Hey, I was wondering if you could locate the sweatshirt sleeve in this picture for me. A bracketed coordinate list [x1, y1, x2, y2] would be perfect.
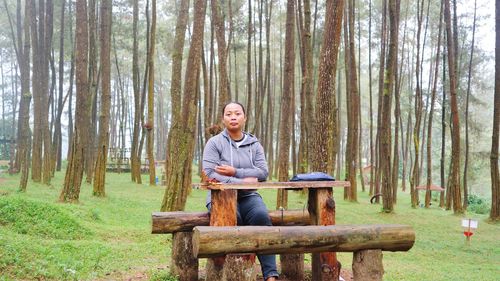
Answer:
[202, 138, 243, 183]
[234, 142, 269, 181]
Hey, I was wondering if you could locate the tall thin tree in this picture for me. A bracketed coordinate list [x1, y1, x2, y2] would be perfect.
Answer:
[310, 0, 345, 279]
[426, 0, 443, 208]
[380, 0, 400, 212]
[60, 0, 90, 202]
[490, 0, 500, 221]
[443, 0, 463, 214]
[161, 0, 207, 211]
[130, 0, 142, 183]
[93, 0, 112, 197]
[463, 0, 477, 209]
[146, 0, 157, 185]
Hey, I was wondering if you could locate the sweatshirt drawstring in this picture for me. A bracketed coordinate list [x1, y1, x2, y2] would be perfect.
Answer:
[230, 139, 233, 166]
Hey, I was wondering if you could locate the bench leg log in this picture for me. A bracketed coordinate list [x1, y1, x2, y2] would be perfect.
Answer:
[352, 249, 383, 281]
[205, 257, 224, 281]
[171, 232, 198, 281]
[280, 254, 304, 281]
[222, 254, 257, 281]
[308, 188, 340, 281]
[207, 189, 256, 281]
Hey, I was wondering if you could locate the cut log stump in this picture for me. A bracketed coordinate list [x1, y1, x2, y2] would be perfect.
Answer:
[171, 232, 198, 281]
[352, 249, 384, 281]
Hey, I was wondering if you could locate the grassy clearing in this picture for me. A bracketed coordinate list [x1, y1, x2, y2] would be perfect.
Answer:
[0, 171, 499, 280]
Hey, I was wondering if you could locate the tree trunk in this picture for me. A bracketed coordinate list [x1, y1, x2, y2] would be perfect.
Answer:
[440, 51, 447, 208]
[490, 0, 500, 221]
[17, 1, 31, 191]
[92, 0, 112, 197]
[277, 0, 295, 212]
[166, 0, 189, 194]
[60, 0, 90, 202]
[66, 0, 74, 162]
[374, 0, 387, 204]
[245, 0, 252, 130]
[146, 0, 157, 186]
[211, 0, 231, 114]
[443, 0, 463, 214]
[85, 0, 98, 184]
[368, 0, 374, 196]
[30, 0, 52, 184]
[276, 1, 300, 278]
[343, 5, 351, 201]
[52, 0, 65, 173]
[297, 0, 312, 174]
[463, 0, 477, 209]
[426, 1, 443, 208]
[131, 0, 142, 183]
[161, 0, 206, 211]
[380, 0, 399, 213]
[347, 0, 359, 202]
[410, 0, 425, 209]
[310, 0, 344, 279]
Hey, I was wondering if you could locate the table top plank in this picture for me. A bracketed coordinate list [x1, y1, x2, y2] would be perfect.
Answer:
[194, 181, 350, 190]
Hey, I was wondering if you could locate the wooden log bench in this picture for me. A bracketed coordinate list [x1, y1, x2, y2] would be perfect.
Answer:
[152, 209, 312, 280]
[192, 224, 415, 281]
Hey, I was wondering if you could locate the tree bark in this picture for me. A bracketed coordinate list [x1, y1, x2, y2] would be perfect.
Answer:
[171, 232, 198, 281]
[347, 0, 359, 202]
[92, 0, 112, 197]
[463, 0, 477, 209]
[443, 0, 463, 214]
[86, 0, 98, 185]
[192, 224, 415, 258]
[490, 0, 500, 221]
[245, 0, 252, 130]
[440, 51, 447, 208]
[352, 250, 384, 281]
[380, 0, 400, 213]
[277, 0, 296, 211]
[310, 0, 344, 279]
[410, 0, 425, 208]
[52, 0, 65, 173]
[146, 0, 157, 186]
[16, 0, 31, 191]
[161, 0, 206, 211]
[59, 0, 89, 203]
[130, 0, 142, 183]
[211, 0, 231, 114]
[426, 1, 443, 208]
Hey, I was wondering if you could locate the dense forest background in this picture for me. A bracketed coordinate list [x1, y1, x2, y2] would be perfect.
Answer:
[0, 0, 498, 219]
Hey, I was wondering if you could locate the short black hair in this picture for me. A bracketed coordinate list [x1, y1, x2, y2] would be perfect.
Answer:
[222, 101, 246, 116]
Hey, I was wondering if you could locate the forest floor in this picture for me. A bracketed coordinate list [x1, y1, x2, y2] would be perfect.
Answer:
[0, 171, 499, 281]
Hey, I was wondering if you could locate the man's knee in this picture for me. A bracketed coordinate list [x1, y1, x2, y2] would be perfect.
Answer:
[248, 208, 271, 226]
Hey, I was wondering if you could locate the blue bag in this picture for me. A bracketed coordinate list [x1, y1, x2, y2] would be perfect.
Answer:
[290, 172, 335, 181]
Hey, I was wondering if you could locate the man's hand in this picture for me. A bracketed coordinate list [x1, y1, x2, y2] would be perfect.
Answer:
[215, 165, 236, 176]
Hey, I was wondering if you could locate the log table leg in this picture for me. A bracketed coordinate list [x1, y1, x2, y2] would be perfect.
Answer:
[280, 253, 304, 281]
[206, 189, 257, 281]
[171, 232, 198, 281]
[308, 187, 341, 281]
[352, 249, 384, 281]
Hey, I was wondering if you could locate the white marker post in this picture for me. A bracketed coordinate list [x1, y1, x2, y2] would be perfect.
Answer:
[461, 218, 478, 244]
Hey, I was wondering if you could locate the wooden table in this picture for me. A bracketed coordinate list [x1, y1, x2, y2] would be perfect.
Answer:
[201, 180, 350, 281]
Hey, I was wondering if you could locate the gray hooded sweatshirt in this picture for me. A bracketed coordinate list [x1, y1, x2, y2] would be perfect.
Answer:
[203, 129, 269, 205]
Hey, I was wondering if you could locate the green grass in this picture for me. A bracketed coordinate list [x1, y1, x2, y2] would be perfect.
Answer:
[0, 171, 499, 280]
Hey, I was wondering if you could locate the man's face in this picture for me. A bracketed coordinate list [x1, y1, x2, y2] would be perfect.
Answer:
[222, 103, 246, 131]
